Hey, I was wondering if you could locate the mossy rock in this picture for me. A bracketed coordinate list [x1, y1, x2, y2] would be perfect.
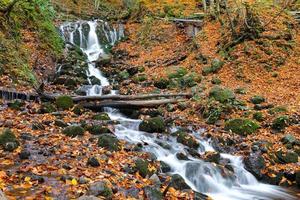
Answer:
[0, 129, 19, 151]
[203, 105, 222, 125]
[90, 76, 101, 85]
[154, 78, 170, 89]
[225, 118, 260, 136]
[268, 106, 288, 115]
[139, 117, 165, 133]
[235, 87, 247, 94]
[250, 96, 265, 104]
[56, 96, 74, 110]
[87, 125, 112, 135]
[98, 134, 120, 151]
[173, 130, 200, 149]
[272, 116, 289, 130]
[72, 105, 85, 115]
[253, 112, 264, 122]
[8, 100, 25, 110]
[275, 150, 298, 163]
[40, 102, 56, 113]
[202, 59, 224, 75]
[167, 67, 187, 79]
[178, 74, 198, 88]
[118, 70, 130, 80]
[211, 77, 221, 85]
[170, 174, 191, 190]
[135, 159, 150, 178]
[209, 86, 235, 103]
[133, 74, 147, 83]
[63, 125, 84, 137]
[144, 186, 163, 200]
[92, 113, 111, 121]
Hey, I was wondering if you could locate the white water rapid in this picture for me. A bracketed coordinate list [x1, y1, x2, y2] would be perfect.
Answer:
[60, 20, 297, 200]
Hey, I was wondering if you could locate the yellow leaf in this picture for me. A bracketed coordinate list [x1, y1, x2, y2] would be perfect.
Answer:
[71, 179, 78, 186]
[45, 197, 53, 200]
[24, 177, 31, 182]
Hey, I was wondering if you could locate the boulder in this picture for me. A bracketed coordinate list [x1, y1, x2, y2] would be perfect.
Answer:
[87, 125, 112, 135]
[244, 153, 266, 179]
[135, 159, 150, 178]
[170, 174, 191, 190]
[252, 112, 264, 122]
[62, 126, 84, 137]
[272, 116, 289, 131]
[92, 113, 111, 121]
[87, 157, 100, 167]
[0, 129, 19, 151]
[173, 130, 200, 149]
[90, 76, 101, 85]
[56, 96, 74, 110]
[98, 134, 120, 151]
[154, 78, 170, 89]
[88, 181, 112, 198]
[160, 161, 171, 173]
[225, 118, 260, 136]
[281, 134, 296, 145]
[250, 96, 265, 104]
[275, 150, 298, 163]
[203, 151, 220, 164]
[139, 117, 165, 133]
[143, 186, 162, 200]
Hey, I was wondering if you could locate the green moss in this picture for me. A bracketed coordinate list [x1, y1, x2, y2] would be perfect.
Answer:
[0, 129, 19, 151]
[92, 113, 111, 121]
[139, 117, 165, 133]
[154, 78, 170, 89]
[211, 77, 221, 84]
[235, 87, 247, 94]
[253, 112, 264, 121]
[202, 59, 224, 76]
[63, 126, 84, 137]
[98, 134, 120, 151]
[272, 116, 289, 130]
[56, 96, 74, 110]
[167, 67, 187, 79]
[225, 118, 260, 136]
[133, 74, 147, 83]
[118, 70, 130, 80]
[87, 125, 111, 135]
[250, 95, 265, 104]
[40, 102, 56, 113]
[268, 106, 288, 115]
[209, 86, 235, 103]
[135, 159, 150, 178]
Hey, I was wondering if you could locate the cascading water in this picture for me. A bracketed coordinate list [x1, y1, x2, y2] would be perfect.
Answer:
[60, 20, 297, 200]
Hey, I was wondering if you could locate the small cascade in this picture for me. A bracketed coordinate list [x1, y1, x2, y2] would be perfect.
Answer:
[58, 19, 297, 200]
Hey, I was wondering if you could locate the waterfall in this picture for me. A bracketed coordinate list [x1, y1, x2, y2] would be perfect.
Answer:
[60, 20, 297, 200]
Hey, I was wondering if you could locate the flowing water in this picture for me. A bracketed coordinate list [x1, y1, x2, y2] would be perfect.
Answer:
[60, 20, 297, 200]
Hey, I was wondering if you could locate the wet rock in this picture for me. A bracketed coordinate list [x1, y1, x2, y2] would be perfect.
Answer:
[90, 76, 101, 85]
[88, 181, 112, 198]
[160, 161, 171, 173]
[54, 119, 68, 128]
[87, 157, 100, 167]
[272, 116, 289, 131]
[139, 117, 165, 133]
[173, 130, 200, 149]
[170, 174, 191, 190]
[244, 153, 266, 179]
[98, 134, 120, 151]
[125, 187, 140, 198]
[63, 125, 85, 137]
[262, 171, 283, 185]
[55, 95, 74, 110]
[194, 192, 210, 200]
[92, 113, 110, 121]
[135, 159, 150, 178]
[0, 129, 19, 151]
[143, 186, 162, 200]
[225, 118, 260, 136]
[209, 86, 235, 103]
[102, 85, 112, 95]
[19, 149, 31, 159]
[204, 151, 220, 164]
[250, 96, 265, 104]
[176, 152, 190, 161]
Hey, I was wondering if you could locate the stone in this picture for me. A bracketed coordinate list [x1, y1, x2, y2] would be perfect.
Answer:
[79, 176, 89, 184]
[276, 150, 298, 163]
[139, 117, 165, 133]
[56, 96, 74, 110]
[281, 134, 296, 145]
[87, 125, 112, 135]
[92, 113, 111, 121]
[88, 181, 112, 198]
[143, 186, 162, 200]
[32, 121, 45, 130]
[54, 119, 68, 128]
[154, 78, 170, 89]
[62, 126, 85, 137]
[149, 174, 161, 185]
[160, 161, 171, 173]
[0, 129, 19, 151]
[125, 187, 140, 198]
[176, 152, 190, 160]
[225, 118, 260, 136]
[244, 153, 266, 180]
[78, 195, 99, 200]
[89, 76, 101, 85]
[40, 102, 56, 113]
[87, 157, 100, 167]
[19, 149, 31, 159]
[98, 134, 120, 151]
[204, 151, 220, 164]
[170, 174, 191, 190]
[173, 130, 200, 149]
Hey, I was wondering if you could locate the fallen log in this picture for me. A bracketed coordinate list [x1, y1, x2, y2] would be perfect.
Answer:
[81, 99, 186, 110]
[71, 93, 192, 102]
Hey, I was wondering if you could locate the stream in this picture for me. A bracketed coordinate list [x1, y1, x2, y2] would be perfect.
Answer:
[60, 20, 297, 200]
